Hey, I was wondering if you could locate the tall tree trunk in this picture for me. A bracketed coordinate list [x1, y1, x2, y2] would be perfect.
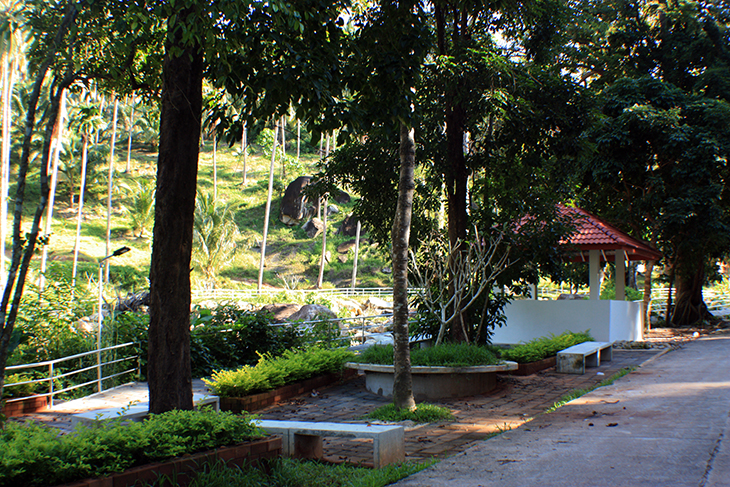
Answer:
[642, 260, 654, 331]
[317, 194, 328, 289]
[105, 97, 119, 282]
[126, 95, 135, 173]
[72, 134, 89, 289]
[671, 261, 710, 326]
[296, 119, 301, 161]
[213, 132, 217, 200]
[392, 122, 416, 411]
[258, 119, 278, 291]
[242, 121, 247, 184]
[40, 90, 67, 292]
[148, 12, 203, 413]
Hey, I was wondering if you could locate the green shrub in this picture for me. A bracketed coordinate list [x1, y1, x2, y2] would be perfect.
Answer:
[353, 343, 501, 367]
[499, 330, 594, 364]
[0, 409, 261, 487]
[190, 304, 305, 377]
[364, 403, 454, 423]
[204, 347, 354, 398]
[1, 374, 40, 399]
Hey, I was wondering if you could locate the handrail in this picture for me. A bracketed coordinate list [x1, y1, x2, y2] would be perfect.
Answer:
[4, 342, 140, 407]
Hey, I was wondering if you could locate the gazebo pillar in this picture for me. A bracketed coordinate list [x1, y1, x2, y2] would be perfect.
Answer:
[615, 250, 626, 301]
[589, 250, 600, 300]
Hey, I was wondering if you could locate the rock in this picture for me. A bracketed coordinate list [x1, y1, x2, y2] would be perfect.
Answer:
[381, 267, 392, 274]
[337, 254, 348, 263]
[337, 238, 367, 254]
[260, 303, 302, 323]
[337, 214, 362, 237]
[280, 176, 319, 226]
[302, 218, 324, 238]
[288, 304, 337, 322]
[364, 297, 393, 311]
[557, 293, 586, 300]
[333, 190, 351, 204]
[318, 251, 332, 265]
[326, 205, 339, 216]
[330, 297, 363, 316]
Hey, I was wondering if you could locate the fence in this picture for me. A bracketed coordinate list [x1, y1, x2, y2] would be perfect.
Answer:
[3, 342, 140, 408]
[647, 288, 730, 319]
[191, 287, 416, 302]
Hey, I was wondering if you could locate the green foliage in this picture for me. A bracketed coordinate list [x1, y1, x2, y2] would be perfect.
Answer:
[1, 374, 40, 399]
[144, 457, 430, 487]
[499, 330, 594, 364]
[354, 343, 501, 367]
[193, 192, 240, 289]
[364, 403, 453, 423]
[120, 178, 156, 238]
[204, 347, 354, 398]
[0, 409, 261, 487]
[600, 280, 643, 301]
[190, 304, 304, 377]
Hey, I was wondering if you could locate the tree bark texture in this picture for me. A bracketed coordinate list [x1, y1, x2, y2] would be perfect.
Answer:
[671, 261, 711, 326]
[391, 122, 416, 411]
[148, 15, 203, 413]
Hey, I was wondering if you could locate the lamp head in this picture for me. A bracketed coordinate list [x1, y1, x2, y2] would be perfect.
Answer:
[112, 246, 131, 257]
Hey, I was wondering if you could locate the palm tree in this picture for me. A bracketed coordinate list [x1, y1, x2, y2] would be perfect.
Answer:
[104, 97, 119, 282]
[0, 0, 26, 287]
[120, 178, 155, 238]
[192, 192, 239, 289]
[69, 105, 104, 289]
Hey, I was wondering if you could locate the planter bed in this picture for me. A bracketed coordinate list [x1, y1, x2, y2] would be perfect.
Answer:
[1, 394, 49, 417]
[220, 369, 358, 413]
[346, 362, 518, 401]
[56, 436, 281, 487]
[503, 356, 557, 376]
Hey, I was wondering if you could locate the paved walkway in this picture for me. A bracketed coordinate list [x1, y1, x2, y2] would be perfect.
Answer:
[393, 330, 730, 486]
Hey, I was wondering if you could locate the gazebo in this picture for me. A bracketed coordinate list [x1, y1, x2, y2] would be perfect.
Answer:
[492, 205, 662, 345]
[557, 205, 662, 301]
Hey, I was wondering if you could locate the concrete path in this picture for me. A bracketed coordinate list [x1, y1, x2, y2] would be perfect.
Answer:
[393, 331, 730, 487]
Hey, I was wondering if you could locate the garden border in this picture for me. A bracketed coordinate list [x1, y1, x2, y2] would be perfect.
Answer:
[1, 394, 49, 417]
[56, 436, 281, 487]
[504, 356, 557, 376]
[219, 369, 358, 413]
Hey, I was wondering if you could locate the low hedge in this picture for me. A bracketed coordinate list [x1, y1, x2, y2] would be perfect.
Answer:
[0, 408, 262, 487]
[204, 347, 355, 398]
[353, 343, 502, 367]
[499, 330, 594, 364]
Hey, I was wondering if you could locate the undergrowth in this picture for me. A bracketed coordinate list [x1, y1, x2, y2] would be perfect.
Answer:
[363, 403, 454, 423]
[204, 347, 354, 397]
[499, 330, 594, 364]
[145, 457, 432, 487]
[354, 343, 501, 367]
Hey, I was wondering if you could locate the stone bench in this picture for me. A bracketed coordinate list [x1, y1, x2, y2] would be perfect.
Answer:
[70, 394, 219, 427]
[256, 419, 404, 468]
[556, 341, 613, 374]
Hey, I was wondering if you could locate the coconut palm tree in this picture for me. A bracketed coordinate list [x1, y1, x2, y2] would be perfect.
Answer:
[68, 105, 104, 289]
[192, 191, 239, 289]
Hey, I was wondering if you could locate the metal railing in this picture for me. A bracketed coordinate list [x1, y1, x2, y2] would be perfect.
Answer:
[191, 287, 422, 302]
[647, 287, 730, 318]
[4, 342, 140, 407]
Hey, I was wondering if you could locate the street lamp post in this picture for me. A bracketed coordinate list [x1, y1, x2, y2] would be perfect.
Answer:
[96, 246, 130, 392]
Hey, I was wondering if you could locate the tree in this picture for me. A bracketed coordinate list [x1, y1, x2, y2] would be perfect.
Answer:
[0, 1, 79, 401]
[568, 0, 730, 325]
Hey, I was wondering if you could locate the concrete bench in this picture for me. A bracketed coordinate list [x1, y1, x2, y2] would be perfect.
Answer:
[556, 341, 613, 374]
[70, 394, 219, 427]
[256, 419, 404, 468]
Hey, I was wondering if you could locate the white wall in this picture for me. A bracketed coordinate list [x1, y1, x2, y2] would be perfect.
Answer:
[492, 300, 644, 345]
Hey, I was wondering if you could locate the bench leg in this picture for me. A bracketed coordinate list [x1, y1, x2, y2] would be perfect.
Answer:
[373, 428, 405, 468]
[599, 347, 612, 362]
[585, 351, 599, 368]
[293, 434, 324, 460]
[557, 353, 585, 374]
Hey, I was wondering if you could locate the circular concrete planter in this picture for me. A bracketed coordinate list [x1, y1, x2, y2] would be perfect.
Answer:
[346, 361, 518, 401]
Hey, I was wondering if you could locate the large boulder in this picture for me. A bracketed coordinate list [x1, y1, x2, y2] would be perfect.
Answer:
[287, 304, 337, 322]
[337, 214, 362, 237]
[333, 190, 351, 204]
[260, 303, 302, 323]
[280, 176, 319, 226]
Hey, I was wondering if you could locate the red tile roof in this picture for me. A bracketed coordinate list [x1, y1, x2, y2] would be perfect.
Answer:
[557, 205, 662, 262]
